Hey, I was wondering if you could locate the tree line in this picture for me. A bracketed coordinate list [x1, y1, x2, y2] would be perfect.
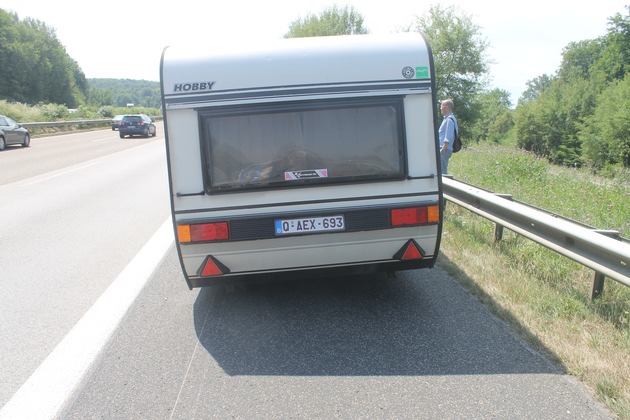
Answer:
[0, 9, 87, 108]
[88, 78, 161, 109]
[432, 5, 629, 171]
[514, 8, 630, 169]
[0, 8, 160, 111]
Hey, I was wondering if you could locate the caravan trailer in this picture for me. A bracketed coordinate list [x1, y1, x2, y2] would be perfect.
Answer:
[160, 33, 443, 288]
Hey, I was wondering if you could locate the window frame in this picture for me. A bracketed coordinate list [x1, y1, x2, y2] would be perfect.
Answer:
[198, 96, 408, 194]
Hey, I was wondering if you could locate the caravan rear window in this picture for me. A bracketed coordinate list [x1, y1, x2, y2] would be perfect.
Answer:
[200, 97, 406, 193]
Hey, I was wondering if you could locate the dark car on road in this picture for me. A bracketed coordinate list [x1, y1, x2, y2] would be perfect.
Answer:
[119, 114, 157, 138]
[0, 115, 30, 150]
[111, 115, 124, 130]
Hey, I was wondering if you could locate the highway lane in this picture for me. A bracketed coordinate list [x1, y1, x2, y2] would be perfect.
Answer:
[0, 125, 161, 186]
[0, 125, 170, 408]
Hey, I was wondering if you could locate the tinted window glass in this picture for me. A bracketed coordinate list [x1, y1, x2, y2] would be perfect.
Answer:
[200, 98, 406, 193]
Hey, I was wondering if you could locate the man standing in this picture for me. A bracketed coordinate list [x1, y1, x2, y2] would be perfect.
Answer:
[438, 99, 458, 174]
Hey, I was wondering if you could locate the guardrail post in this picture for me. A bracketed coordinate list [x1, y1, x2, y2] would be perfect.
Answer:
[591, 272, 605, 301]
[441, 174, 454, 211]
[589, 230, 620, 301]
[493, 194, 512, 242]
[494, 225, 504, 242]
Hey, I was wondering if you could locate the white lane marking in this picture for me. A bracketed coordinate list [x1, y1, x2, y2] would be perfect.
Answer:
[21, 161, 102, 186]
[91, 137, 118, 142]
[0, 218, 174, 420]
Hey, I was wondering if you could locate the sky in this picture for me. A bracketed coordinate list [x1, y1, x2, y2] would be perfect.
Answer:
[1, 0, 627, 103]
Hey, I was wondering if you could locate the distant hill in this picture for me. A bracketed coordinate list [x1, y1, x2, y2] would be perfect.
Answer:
[89, 78, 161, 108]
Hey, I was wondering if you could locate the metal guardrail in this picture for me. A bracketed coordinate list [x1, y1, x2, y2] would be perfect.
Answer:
[20, 117, 163, 130]
[442, 176, 630, 301]
[21, 119, 111, 129]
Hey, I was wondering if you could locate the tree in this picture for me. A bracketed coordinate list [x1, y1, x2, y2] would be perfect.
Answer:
[559, 39, 603, 80]
[469, 89, 513, 144]
[519, 74, 554, 104]
[0, 9, 87, 107]
[514, 99, 548, 155]
[591, 7, 630, 86]
[87, 87, 114, 107]
[512, 7, 628, 167]
[404, 5, 491, 132]
[515, 71, 594, 166]
[580, 75, 630, 168]
[284, 5, 368, 38]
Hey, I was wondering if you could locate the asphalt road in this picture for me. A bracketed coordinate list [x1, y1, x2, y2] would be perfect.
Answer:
[0, 125, 170, 409]
[62, 254, 610, 419]
[0, 125, 612, 419]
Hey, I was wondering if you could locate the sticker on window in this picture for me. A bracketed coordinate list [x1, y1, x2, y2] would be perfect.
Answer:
[285, 169, 328, 180]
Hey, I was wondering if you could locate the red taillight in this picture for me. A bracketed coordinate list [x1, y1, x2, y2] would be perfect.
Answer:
[177, 222, 229, 243]
[391, 207, 427, 226]
[390, 205, 439, 227]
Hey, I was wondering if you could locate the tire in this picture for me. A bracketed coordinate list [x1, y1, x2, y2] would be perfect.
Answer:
[22, 134, 30, 147]
[143, 128, 149, 138]
[151, 127, 157, 137]
[0, 136, 5, 151]
[119, 132, 125, 139]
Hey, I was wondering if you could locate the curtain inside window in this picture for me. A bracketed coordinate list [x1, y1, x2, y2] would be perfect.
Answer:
[204, 100, 404, 191]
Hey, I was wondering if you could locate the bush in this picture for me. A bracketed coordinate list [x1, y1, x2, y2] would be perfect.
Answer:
[0, 100, 40, 122]
[72, 105, 100, 119]
[580, 75, 630, 168]
[0, 100, 162, 124]
[36, 102, 70, 121]
[98, 106, 116, 118]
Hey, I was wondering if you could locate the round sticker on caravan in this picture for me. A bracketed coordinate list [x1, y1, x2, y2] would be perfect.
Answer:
[402, 66, 415, 79]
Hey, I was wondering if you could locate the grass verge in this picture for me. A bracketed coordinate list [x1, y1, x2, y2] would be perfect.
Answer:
[439, 144, 629, 419]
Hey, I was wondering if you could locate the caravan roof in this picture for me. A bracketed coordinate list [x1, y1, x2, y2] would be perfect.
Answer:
[160, 33, 434, 107]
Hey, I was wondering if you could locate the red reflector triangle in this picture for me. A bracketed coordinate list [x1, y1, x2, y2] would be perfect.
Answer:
[197, 255, 230, 277]
[201, 260, 222, 276]
[402, 243, 422, 260]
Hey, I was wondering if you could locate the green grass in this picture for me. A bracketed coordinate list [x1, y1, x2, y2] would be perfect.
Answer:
[450, 145, 630, 237]
[440, 144, 630, 419]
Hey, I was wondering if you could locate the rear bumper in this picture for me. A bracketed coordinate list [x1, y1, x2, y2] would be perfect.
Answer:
[120, 128, 146, 135]
[178, 224, 440, 288]
[186, 258, 436, 288]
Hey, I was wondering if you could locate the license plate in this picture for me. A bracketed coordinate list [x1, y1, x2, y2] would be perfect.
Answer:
[275, 215, 345, 236]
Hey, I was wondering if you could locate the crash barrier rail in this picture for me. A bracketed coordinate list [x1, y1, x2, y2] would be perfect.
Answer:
[441, 176, 630, 301]
[22, 119, 112, 129]
[21, 117, 162, 130]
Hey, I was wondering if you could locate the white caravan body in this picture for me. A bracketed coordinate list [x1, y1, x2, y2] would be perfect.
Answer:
[160, 33, 443, 288]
